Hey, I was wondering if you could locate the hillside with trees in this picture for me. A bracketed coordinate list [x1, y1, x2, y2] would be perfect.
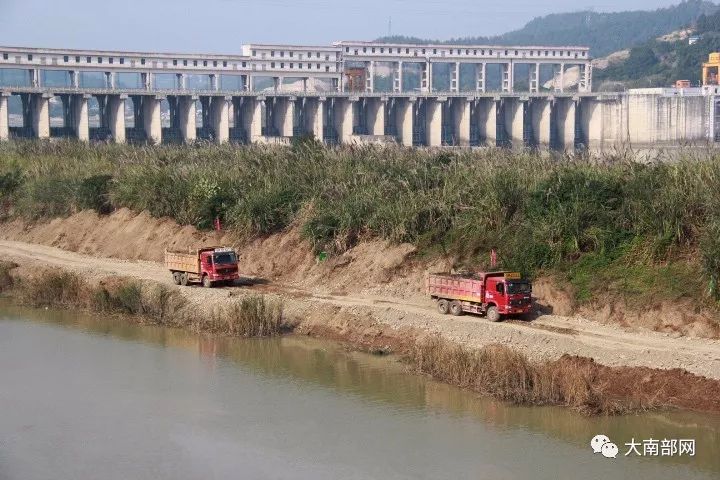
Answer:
[594, 9, 720, 89]
[378, 0, 718, 57]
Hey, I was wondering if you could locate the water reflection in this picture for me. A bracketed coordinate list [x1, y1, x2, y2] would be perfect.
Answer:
[2, 303, 718, 478]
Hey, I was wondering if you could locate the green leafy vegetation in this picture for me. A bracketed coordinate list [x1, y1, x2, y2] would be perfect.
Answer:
[1, 140, 719, 308]
[378, 0, 718, 57]
[592, 6, 720, 89]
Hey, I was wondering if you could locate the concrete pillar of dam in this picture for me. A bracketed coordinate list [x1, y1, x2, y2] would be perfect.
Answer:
[303, 97, 324, 139]
[0, 94, 9, 141]
[70, 71, 80, 89]
[107, 95, 126, 144]
[141, 72, 153, 91]
[578, 63, 592, 93]
[71, 94, 90, 142]
[366, 61, 375, 93]
[504, 98, 525, 148]
[475, 98, 497, 146]
[530, 98, 552, 148]
[178, 96, 197, 143]
[142, 96, 162, 145]
[32, 94, 50, 139]
[176, 73, 186, 90]
[529, 63, 540, 94]
[579, 95, 624, 151]
[558, 64, 565, 93]
[365, 97, 385, 136]
[452, 97, 471, 147]
[30, 69, 40, 88]
[105, 72, 115, 90]
[273, 96, 295, 138]
[393, 61, 403, 93]
[554, 98, 576, 150]
[502, 62, 513, 93]
[421, 62, 432, 93]
[450, 62, 460, 93]
[241, 97, 263, 143]
[425, 98, 443, 147]
[210, 96, 230, 143]
[333, 97, 354, 144]
[476, 63, 486, 93]
[395, 97, 414, 147]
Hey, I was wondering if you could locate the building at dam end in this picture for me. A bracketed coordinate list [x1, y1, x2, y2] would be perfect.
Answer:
[0, 43, 718, 150]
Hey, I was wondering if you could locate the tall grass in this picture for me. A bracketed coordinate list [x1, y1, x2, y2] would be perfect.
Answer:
[411, 336, 654, 414]
[204, 295, 284, 336]
[2, 140, 720, 304]
[4, 265, 282, 337]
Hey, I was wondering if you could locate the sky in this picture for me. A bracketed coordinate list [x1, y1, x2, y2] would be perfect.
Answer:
[1, 0, 687, 53]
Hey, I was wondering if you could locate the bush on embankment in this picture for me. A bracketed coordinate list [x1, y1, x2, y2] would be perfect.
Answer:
[2, 262, 283, 337]
[1, 140, 720, 309]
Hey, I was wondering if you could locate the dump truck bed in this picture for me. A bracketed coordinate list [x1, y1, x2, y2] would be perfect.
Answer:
[426, 273, 485, 303]
[164, 250, 201, 275]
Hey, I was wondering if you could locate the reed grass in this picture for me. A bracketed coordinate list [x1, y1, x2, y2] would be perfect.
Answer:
[6, 266, 281, 337]
[410, 336, 656, 414]
[204, 295, 284, 336]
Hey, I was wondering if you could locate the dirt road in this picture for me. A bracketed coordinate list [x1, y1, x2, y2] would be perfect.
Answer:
[2, 239, 719, 380]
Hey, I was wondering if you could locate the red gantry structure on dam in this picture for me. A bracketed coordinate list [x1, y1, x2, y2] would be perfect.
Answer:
[0, 42, 718, 150]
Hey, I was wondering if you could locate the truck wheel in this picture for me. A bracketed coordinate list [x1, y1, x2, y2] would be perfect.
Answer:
[172, 272, 181, 285]
[449, 301, 463, 316]
[437, 299, 449, 315]
[487, 306, 501, 322]
[202, 275, 213, 288]
[180, 273, 189, 286]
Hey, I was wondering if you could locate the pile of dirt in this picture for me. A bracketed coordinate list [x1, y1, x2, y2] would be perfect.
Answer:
[0, 209, 422, 296]
[580, 298, 720, 339]
[557, 355, 720, 414]
[0, 209, 232, 262]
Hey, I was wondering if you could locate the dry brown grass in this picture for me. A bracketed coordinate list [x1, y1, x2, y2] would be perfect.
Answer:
[6, 266, 282, 337]
[202, 295, 284, 337]
[410, 336, 659, 415]
[0, 260, 17, 292]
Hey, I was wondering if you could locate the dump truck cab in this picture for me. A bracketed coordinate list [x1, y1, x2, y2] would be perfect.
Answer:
[483, 272, 532, 317]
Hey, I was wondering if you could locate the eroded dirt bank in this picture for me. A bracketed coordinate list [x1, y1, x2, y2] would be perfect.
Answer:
[1, 209, 718, 339]
[0, 208, 719, 376]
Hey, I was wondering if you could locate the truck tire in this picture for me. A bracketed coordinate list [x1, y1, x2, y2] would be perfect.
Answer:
[437, 299, 449, 315]
[202, 275, 213, 288]
[180, 273, 189, 286]
[172, 272, 181, 285]
[487, 306, 501, 322]
[449, 301, 463, 316]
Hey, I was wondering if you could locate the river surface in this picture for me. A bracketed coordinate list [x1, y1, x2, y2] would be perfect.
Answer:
[0, 304, 718, 480]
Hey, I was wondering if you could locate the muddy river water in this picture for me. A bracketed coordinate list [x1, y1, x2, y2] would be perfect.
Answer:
[0, 304, 718, 480]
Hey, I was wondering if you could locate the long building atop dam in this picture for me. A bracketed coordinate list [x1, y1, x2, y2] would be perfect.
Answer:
[0, 43, 718, 150]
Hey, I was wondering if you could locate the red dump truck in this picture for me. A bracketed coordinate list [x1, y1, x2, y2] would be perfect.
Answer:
[426, 271, 532, 321]
[164, 246, 240, 288]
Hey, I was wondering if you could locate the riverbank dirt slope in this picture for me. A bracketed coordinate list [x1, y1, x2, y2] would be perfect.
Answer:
[1, 210, 719, 383]
[2, 209, 718, 339]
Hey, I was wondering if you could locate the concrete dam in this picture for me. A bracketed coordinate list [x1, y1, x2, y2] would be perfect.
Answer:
[0, 43, 718, 151]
